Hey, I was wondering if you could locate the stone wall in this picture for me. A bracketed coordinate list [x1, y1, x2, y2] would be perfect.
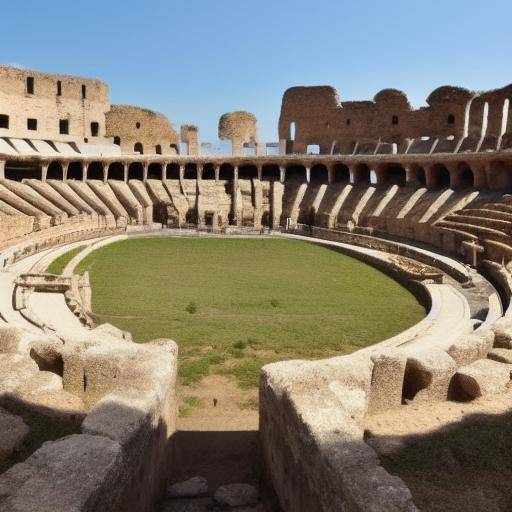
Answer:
[279, 83, 512, 154]
[0, 66, 110, 143]
[180, 125, 199, 156]
[106, 105, 179, 156]
[218, 111, 258, 156]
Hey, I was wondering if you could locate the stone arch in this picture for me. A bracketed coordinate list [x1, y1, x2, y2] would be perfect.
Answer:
[47, 161, 64, 180]
[167, 163, 180, 180]
[219, 163, 234, 180]
[202, 163, 215, 180]
[310, 164, 328, 183]
[134, 142, 144, 154]
[333, 163, 350, 183]
[285, 164, 306, 181]
[353, 164, 371, 186]
[4, 161, 42, 181]
[184, 164, 197, 180]
[148, 163, 163, 180]
[382, 164, 406, 187]
[67, 162, 83, 180]
[238, 164, 258, 179]
[128, 162, 144, 181]
[108, 162, 124, 181]
[262, 164, 280, 181]
[430, 164, 451, 189]
[87, 161, 104, 180]
[457, 162, 474, 189]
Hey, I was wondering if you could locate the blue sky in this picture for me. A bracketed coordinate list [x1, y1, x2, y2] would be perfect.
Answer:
[2, 0, 511, 141]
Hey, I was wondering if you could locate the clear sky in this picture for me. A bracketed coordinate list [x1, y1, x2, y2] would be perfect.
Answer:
[2, 0, 511, 142]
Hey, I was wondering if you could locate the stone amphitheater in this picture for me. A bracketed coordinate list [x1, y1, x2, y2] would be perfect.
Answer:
[1, 65, 512, 511]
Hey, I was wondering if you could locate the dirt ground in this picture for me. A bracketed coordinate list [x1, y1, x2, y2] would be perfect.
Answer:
[365, 385, 512, 512]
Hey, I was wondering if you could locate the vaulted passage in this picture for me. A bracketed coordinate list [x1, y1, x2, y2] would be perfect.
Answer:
[67, 162, 83, 180]
[108, 162, 124, 181]
[262, 164, 280, 181]
[87, 162, 104, 180]
[202, 163, 215, 180]
[5, 161, 42, 181]
[184, 164, 197, 179]
[238, 165, 257, 179]
[167, 164, 180, 180]
[458, 164, 474, 188]
[333, 164, 350, 183]
[47, 161, 63, 180]
[383, 164, 407, 186]
[431, 164, 451, 188]
[128, 162, 144, 181]
[310, 164, 328, 183]
[354, 164, 370, 185]
[219, 163, 234, 180]
[285, 165, 306, 181]
[148, 163, 162, 180]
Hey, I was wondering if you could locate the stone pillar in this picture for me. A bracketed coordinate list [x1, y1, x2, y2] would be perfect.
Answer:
[41, 164, 48, 181]
[232, 165, 239, 225]
[257, 165, 262, 181]
[405, 164, 418, 184]
[279, 166, 285, 183]
[306, 166, 311, 183]
[81, 162, 86, 181]
[424, 165, 436, 189]
[123, 163, 129, 182]
[373, 164, 386, 186]
[179, 165, 185, 181]
[348, 164, 357, 184]
[327, 165, 334, 184]
[143, 163, 149, 182]
[0, 160, 5, 180]
[62, 162, 69, 181]
[214, 165, 220, 182]
[103, 165, 108, 183]
[473, 165, 487, 189]
[445, 163, 460, 189]
[197, 164, 203, 181]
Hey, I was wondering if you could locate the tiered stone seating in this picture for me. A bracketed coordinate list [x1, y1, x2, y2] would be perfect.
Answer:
[87, 180, 129, 225]
[66, 180, 116, 227]
[109, 180, 146, 225]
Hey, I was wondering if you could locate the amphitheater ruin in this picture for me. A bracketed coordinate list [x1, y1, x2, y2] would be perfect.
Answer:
[1, 65, 512, 511]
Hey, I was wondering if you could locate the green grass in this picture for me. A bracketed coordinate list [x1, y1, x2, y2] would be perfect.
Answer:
[47, 245, 86, 275]
[76, 237, 425, 387]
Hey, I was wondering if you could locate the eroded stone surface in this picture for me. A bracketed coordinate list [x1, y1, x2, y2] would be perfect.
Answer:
[167, 476, 208, 498]
[0, 409, 29, 462]
[214, 483, 260, 508]
[455, 359, 510, 399]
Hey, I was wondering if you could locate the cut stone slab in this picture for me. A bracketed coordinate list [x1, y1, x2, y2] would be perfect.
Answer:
[160, 498, 214, 512]
[492, 317, 512, 349]
[214, 483, 260, 508]
[488, 348, 512, 365]
[167, 476, 208, 498]
[0, 409, 29, 462]
[447, 330, 494, 366]
[454, 359, 510, 400]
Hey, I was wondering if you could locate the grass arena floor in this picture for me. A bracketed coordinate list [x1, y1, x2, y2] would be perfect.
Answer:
[74, 237, 425, 389]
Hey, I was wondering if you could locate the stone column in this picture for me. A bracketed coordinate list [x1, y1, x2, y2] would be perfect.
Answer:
[327, 165, 334, 184]
[123, 163, 129, 182]
[279, 166, 285, 183]
[232, 165, 239, 225]
[81, 162, 86, 181]
[103, 164, 108, 183]
[445, 163, 460, 189]
[257, 165, 262, 181]
[179, 165, 185, 181]
[197, 164, 203, 181]
[41, 164, 48, 182]
[424, 165, 436, 189]
[214, 165, 220, 182]
[62, 162, 69, 181]
[0, 160, 5, 180]
[143, 163, 149, 182]
[348, 164, 357, 184]
[305, 166, 311, 183]
[405, 164, 418, 184]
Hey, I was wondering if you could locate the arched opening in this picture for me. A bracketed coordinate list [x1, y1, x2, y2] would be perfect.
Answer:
[185, 208, 197, 225]
[148, 163, 162, 180]
[219, 163, 234, 180]
[447, 114, 455, 125]
[67, 162, 83, 180]
[128, 162, 144, 181]
[4, 161, 42, 181]
[285, 165, 306, 182]
[238, 165, 258, 179]
[87, 162, 104, 180]
[134, 142, 144, 154]
[166, 164, 180, 180]
[310, 164, 328, 183]
[108, 162, 124, 181]
[333, 164, 350, 183]
[353, 164, 370, 186]
[458, 163, 474, 188]
[383, 164, 406, 187]
[184, 164, 197, 180]
[262, 164, 280, 181]
[431, 164, 451, 188]
[47, 161, 64, 180]
[415, 166, 427, 186]
[202, 163, 215, 180]
[169, 144, 179, 155]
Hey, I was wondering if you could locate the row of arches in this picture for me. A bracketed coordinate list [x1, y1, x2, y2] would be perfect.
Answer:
[3, 159, 512, 190]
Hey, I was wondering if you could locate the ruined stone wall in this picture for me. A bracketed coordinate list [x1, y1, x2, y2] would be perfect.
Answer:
[180, 125, 199, 155]
[279, 83, 512, 154]
[0, 66, 110, 143]
[106, 105, 179, 156]
[218, 111, 258, 156]
[0, 212, 34, 246]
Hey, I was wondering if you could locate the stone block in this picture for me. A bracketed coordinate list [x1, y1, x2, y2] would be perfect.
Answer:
[454, 359, 510, 400]
[488, 348, 512, 364]
[446, 329, 494, 366]
[492, 316, 512, 349]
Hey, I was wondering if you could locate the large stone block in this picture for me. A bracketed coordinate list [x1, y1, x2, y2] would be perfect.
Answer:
[492, 316, 512, 349]
[446, 329, 494, 366]
[453, 359, 510, 400]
